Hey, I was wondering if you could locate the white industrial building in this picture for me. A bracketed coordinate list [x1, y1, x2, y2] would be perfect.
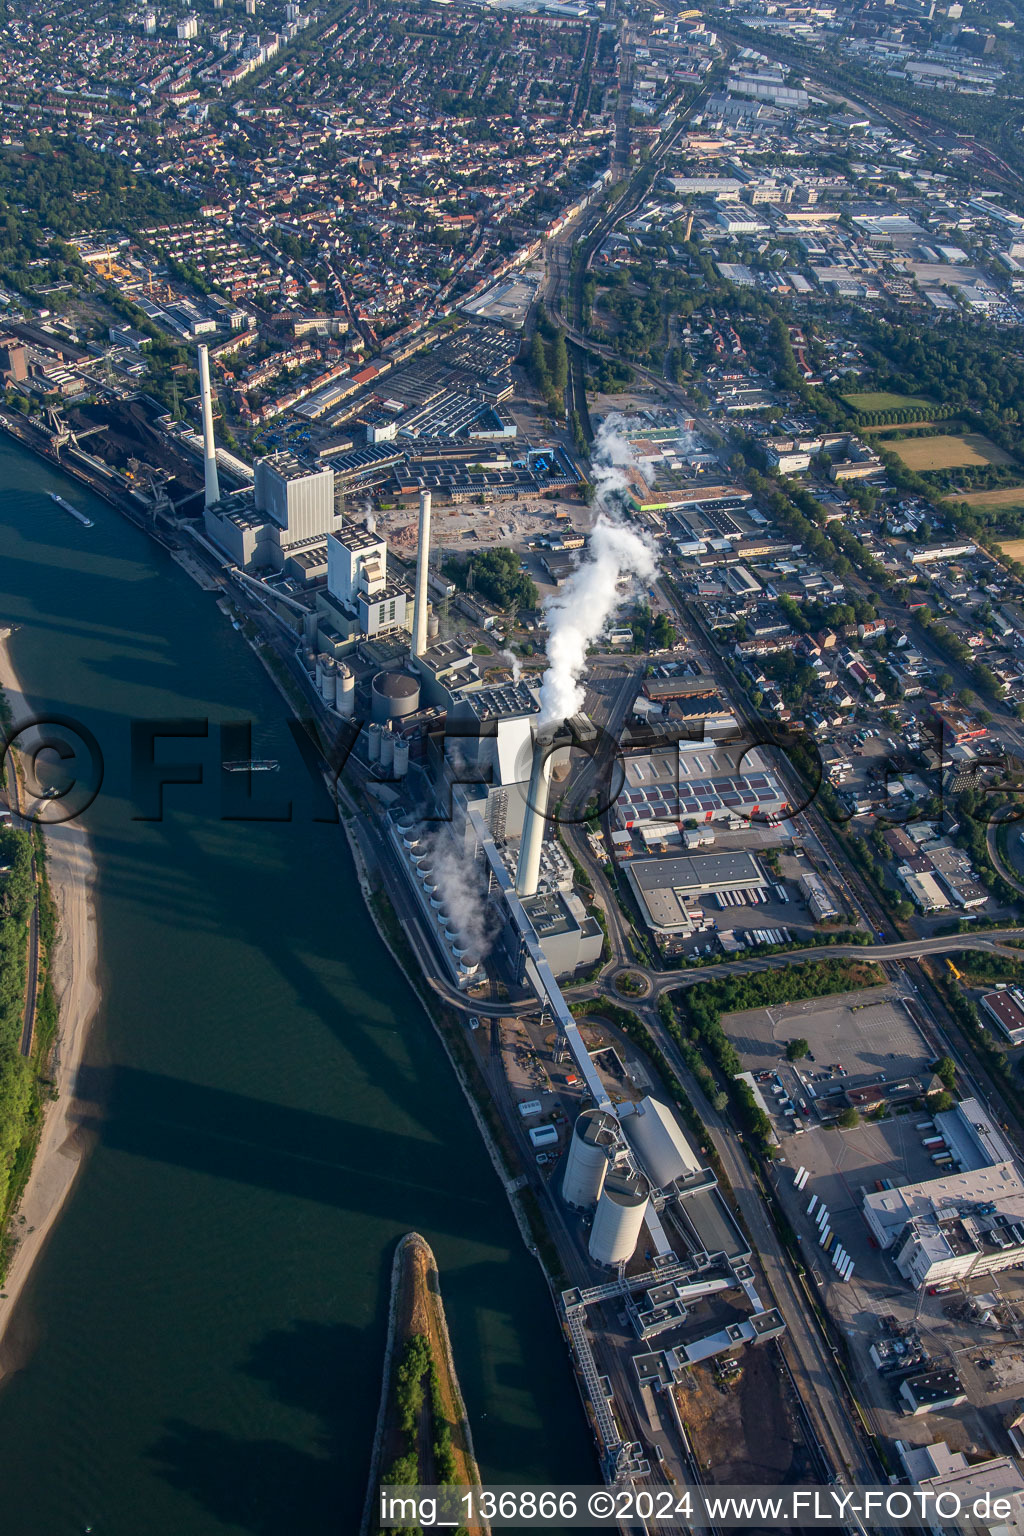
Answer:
[799, 870, 840, 923]
[317, 518, 408, 642]
[898, 1441, 1024, 1536]
[625, 850, 769, 935]
[613, 740, 788, 835]
[863, 1099, 1024, 1288]
[204, 447, 342, 574]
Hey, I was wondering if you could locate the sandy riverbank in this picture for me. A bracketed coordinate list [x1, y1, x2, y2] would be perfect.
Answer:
[0, 634, 100, 1368]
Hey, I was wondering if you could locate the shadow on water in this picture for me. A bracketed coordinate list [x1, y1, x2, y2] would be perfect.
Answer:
[72, 1065, 494, 1234]
[150, 1416, 341, 1536]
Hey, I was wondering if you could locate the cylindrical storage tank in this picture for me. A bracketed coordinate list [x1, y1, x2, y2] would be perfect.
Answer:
[335, 662, 355, 718]
[427, 612, 440, 641]
[304, 647, 316, 676]
[320, 660, 337, 707]
[588, 1165, 650, 1268]
[371, 669, 420, 724]
[562, 1110, 619, 1209]
[393, 736, 410, 778]
[315, 654, 326, 691]
[379, 727, 395, 772]
[367, 722, 383, 764]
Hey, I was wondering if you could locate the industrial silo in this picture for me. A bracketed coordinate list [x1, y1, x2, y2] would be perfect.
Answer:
[393, 736, 410, 778]
[367, 722, 383, 763]
[379, 726, 395, 772]
[427, 612, 440, 642]
[371, 670, 420, 724]
[320, 659, 337, 707]
[588, 1165, 649, 1268]
[335, 662, 355, 718]
[562, 1109, 619, 1209]
[315, 654, 326, 692]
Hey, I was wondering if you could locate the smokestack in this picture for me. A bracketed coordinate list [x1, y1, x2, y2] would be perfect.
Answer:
[516, 735, 553, 898]
[684, 209, 694, 243]
[198, 343, 220, 509]
[412, 488, 431, 658]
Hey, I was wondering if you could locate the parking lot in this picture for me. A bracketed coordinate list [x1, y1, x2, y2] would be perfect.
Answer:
[729, 985, 933, 1095]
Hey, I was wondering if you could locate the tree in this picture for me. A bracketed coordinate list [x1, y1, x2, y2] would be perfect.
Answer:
[711, 1090, 729, 1113]
[786, 1038, 810, 1060]
[837, 1107, 860, 1129]
[928, 1089, 954, 1113]
[934, 1055, 957, 1091]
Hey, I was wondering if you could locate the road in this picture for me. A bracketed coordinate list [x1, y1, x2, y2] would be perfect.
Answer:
[648, 997, 878, 1482]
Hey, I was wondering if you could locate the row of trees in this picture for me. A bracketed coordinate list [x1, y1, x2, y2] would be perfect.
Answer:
[0, 828, 37, 1222]
[382, 1332, 458, 1493]
[527, 313, 568, 422]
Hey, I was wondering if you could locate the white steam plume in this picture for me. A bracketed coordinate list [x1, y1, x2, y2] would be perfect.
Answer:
[536, 421, 656, 728]
[425, 831, 497, 960]
[498, 648, 523, 683]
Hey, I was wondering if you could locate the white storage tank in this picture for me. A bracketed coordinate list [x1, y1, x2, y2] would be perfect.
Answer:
[379, 726, 395, 772]
[367, 722, 383, 764]
[315, 654, 327, 691]
[588, 1165, 649, 1268]
[393, 735, 410, 778]
[320, 659, 337, 707]
[562, 1109, 619, 1209]
[335, 662, 355, 718]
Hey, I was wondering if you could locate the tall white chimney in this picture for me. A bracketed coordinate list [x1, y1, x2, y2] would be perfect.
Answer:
[412, 488, 431, 657]
[198, 342, 221, 509]
[516, 736, 552, 898]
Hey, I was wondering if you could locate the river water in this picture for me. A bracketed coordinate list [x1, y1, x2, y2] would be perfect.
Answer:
[0, 438, 597, 1535]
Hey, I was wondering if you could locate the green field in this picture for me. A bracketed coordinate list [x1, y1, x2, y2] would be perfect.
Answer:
[842, 391, 934, 413]
[841, 393, 939, 417]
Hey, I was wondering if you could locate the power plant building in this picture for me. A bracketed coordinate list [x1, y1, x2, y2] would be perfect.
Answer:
[320, 518, 409, 641]
[621, 1096, 704, 1189]
[204, 444, 342, 575]
[255, 453, 335, 543]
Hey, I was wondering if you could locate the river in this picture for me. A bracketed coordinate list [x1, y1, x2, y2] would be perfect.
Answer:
[0, 437, 597, 1535]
